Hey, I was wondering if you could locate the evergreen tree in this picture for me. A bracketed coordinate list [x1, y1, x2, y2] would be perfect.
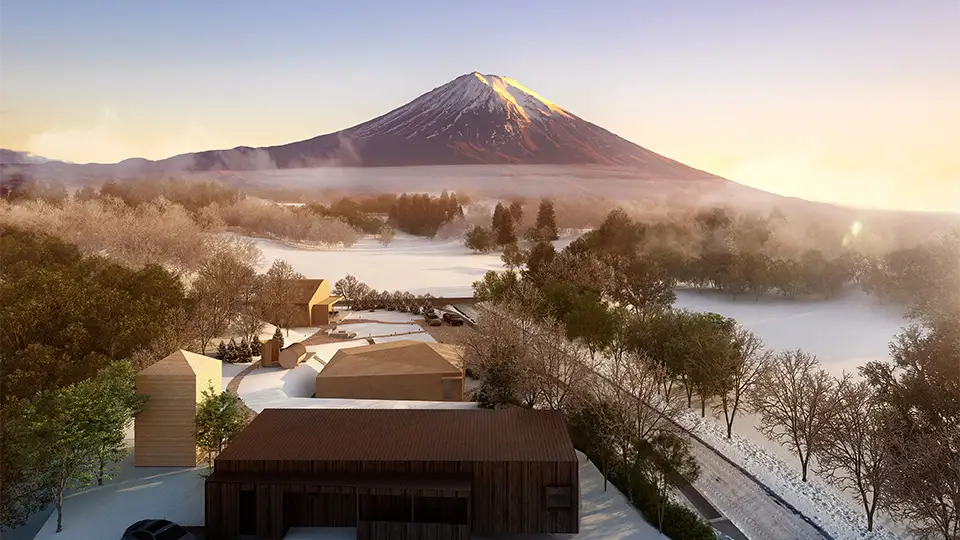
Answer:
[238, 338, 252, 362]
[226, 338, 239, 364]
[272, 326, 284, 349]
[216, 341, 228, 361]
[509, 200, 523, 224]
[492, 202, 516, 245]
[250, 338, 262, 357]
[535, 199, 559, 241]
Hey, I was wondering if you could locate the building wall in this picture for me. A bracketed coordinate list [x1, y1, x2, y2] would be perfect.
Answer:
[134, 372, 200, 467]
[193, 356, 222, 399]
[206, 458, 579, 538]
[289, 305, 312, 328]
[315, 373, 463, 402]
[310, 304, 330, 325]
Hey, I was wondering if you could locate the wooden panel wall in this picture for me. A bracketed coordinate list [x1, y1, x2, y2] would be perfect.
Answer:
[207, 458, 579, 537]
[134, 373, 199, 466]
[356, 522, 470, 540]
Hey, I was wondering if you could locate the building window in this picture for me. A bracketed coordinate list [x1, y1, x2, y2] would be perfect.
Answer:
[545, 486, 572, 509]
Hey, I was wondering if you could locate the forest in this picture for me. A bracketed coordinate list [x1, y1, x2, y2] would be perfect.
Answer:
[466, 219, 958, 538]
[0, 225, 328, 531]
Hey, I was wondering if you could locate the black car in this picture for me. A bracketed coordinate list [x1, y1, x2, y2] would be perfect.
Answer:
[442, 312, 465, 326]
[424, 311, 442, 326]
[122, 519, 195, 540]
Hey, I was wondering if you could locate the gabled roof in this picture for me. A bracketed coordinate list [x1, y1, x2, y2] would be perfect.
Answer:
[319, 340, 462, 378]
[138, 349, 220, 377]
[290, 279, 328, 304]
[215, 408, 577, 462]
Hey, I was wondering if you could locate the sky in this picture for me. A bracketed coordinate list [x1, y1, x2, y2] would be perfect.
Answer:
[1, 0, 958, 212]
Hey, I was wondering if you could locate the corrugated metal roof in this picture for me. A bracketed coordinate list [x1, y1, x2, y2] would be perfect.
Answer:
[319, 340, 462, 377]
[216, 408, 577, 463]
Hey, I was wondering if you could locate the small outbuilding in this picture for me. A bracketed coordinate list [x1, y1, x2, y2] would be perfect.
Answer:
[288, 279, 341, 327]
[134, 349, 222, 467]
[204, 408, 580, 539]
[315, 340, 464, 401]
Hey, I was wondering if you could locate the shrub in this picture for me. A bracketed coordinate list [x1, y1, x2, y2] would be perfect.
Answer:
[464, 225, 494, 253]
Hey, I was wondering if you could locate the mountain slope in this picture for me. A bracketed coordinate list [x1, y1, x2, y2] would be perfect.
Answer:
[147, 72, 718, 178]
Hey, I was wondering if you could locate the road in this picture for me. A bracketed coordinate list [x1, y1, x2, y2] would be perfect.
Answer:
[688, 437, 825, 540]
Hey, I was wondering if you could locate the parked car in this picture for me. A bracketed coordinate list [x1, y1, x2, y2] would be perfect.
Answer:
[424, 311, 442, 326]
[442, 312, 465, 326]
[122, 519, 195, 540]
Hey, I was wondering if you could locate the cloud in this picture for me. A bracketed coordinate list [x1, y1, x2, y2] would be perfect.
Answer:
[25, 107, 221, 164]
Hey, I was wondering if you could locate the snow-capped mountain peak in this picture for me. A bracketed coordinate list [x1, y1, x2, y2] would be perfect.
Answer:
[136, 71, 723, 175]
[351, 72, 574, 140]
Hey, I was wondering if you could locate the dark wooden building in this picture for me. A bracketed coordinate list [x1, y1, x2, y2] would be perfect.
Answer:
[204, 408, 579, 540]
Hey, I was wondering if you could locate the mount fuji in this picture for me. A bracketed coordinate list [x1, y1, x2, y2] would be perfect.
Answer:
[17, 72, 718, 179]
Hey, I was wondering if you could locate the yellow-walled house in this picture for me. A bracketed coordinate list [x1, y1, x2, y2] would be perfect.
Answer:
[288, 279, 342, 327]
[134, 350, 222, 467]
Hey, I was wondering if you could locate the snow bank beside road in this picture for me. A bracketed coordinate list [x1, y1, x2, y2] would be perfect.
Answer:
[678, 412, 901, 540]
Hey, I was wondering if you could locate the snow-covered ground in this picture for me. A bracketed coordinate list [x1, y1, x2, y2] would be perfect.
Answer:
[244, 231, 578, 296]
[235, 329, 477, 412]
[242, 236, 909, 538]
[248, 233, 502, 296]
[678, 412, 903, 540]
[32, 454, 205, 540]
[30, 449, 661, 540]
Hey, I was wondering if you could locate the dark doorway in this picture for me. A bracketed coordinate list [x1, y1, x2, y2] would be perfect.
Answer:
[283, 493, 311, 529]
[238, 489, 256, 535]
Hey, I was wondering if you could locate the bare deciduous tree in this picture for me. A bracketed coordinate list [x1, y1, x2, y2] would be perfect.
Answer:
[189, 252, 260, 353]
[885, 425, 960, 539]
[260, 260, 305, 333]
[527, 317, 592, 412]
[711, 326, 771, 438]
[752, 349, 842, 481]
[818, 380, 891, 532]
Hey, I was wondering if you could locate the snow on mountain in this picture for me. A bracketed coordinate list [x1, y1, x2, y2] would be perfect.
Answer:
[17, 72, 721, 179]
[352, 72, 572, 140]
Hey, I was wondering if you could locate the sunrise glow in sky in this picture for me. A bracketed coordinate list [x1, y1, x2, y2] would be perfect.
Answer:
[1, 0, 958, 212]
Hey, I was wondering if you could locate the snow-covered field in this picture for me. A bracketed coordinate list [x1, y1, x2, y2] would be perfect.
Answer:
[673, 288, 906, 376]
[244, 231, 578, 296]
[245, 235, 912, 539]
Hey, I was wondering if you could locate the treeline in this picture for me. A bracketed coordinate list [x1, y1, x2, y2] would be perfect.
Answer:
[0, 196, 257, 276]
[332, 274, 437, 312]
[91, 178, 243, 211]
[469, 217, 958, 536]
[465, 199, 559, 253]
[309, 191, 465, 238]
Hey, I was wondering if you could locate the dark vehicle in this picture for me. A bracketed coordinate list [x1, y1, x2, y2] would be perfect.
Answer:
[122, 519, 195, 540]
[424, 311, 442, 326]
[442, 312, 465, 326]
